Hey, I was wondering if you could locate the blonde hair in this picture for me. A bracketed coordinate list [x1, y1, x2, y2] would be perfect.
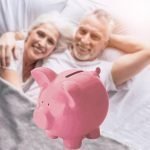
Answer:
[28, 11, 76, 51]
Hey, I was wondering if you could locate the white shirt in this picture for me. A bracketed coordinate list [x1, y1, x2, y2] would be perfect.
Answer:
[43, 50, 130, 91]
[6, 42, 130, 99]
[6, 41, 42, 102]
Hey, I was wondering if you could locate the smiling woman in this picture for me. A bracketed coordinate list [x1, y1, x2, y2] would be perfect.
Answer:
[22, 23, 60, 82]
[24, 23, 59, 69]
[0, 12, 71, 93]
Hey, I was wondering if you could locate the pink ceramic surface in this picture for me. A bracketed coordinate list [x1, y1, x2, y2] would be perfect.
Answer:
[31, 67, 109, 149]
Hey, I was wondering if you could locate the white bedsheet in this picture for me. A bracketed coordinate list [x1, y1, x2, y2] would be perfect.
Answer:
[0, 69, 149, 150]
[101, 68, 150, 150]
[1, 0, 150, 149]
[0, 78, 129, 150]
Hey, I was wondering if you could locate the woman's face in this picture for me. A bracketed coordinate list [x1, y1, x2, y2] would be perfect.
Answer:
[24, 23, 60, 62]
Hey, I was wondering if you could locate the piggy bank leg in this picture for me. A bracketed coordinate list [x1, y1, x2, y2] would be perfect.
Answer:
[64, 147, 80, 150]
[63, 137, 82, 149]
[86, 128, 100, 139]
[46, 131, 58, 139]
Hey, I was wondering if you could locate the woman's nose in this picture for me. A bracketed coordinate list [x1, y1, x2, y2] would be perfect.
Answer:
[39, 38, 47, 47]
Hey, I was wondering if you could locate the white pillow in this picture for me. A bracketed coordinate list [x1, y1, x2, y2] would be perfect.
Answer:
[61, 0, 150, 61]
[61, 0, 112, 25]
[62, 0, 150, 37]
[61, 0, 126, 61]
[0, 0, 67, 35]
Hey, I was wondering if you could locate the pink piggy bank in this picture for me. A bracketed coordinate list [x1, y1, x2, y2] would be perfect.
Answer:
[31, 67, 109, 149]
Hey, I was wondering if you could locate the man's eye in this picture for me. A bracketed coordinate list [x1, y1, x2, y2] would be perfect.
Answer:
[48, 38, 55, 45]
[91, 34, 101, 41]
[79, 29, 87, 35]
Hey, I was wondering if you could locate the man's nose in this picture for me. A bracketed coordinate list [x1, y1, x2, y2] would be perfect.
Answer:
[81, 34, 90, 44]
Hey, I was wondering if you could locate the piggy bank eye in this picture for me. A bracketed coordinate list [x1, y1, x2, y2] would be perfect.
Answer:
[41, 101, 44, 104]
[48, 103, 50, 106]
[65, 71, 83, 78]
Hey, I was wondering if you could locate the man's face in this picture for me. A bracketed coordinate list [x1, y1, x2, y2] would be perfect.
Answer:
[24, 23, 59, 62]
[72, 15, 109, 61]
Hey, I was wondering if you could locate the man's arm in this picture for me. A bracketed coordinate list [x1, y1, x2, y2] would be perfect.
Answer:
[0, 69, 21, 89]
[0, 31, 26, 67]
[112, 49, 150, 86]
[108, 34, 148, 53]
[15, 31, 26, 40]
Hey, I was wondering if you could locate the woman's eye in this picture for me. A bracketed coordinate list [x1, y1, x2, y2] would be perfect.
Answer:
[37, 31, 45, 38]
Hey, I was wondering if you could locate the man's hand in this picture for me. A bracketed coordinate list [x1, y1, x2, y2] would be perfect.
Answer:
[108, 34, 146, 53]
[0, 32, 18, 68]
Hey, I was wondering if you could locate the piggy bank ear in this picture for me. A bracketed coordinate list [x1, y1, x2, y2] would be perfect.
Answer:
[31, 67, 57, 88]
[94, 67, 101, 77]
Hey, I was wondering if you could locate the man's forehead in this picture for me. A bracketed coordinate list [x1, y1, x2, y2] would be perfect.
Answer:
[81, 14, 108, 25]
[79, 15, 108, 32]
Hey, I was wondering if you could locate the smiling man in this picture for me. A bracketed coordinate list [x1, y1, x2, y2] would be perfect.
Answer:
[44, 9, 150, 91]
[71, 10, 112, 61]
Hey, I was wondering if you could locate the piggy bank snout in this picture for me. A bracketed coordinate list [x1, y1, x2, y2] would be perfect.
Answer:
[33, 109, 51, 129]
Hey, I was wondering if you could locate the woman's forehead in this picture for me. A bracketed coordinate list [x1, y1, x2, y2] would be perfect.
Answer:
[34, 23, 60, 38]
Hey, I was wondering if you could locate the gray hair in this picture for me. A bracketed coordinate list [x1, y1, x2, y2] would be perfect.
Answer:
[28, 11, 76, 51]
[81, 9, 115, 33]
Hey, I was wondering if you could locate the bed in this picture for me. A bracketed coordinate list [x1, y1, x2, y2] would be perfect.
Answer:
[0, 78, 129, 150]
[1, 0, 150, 149]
